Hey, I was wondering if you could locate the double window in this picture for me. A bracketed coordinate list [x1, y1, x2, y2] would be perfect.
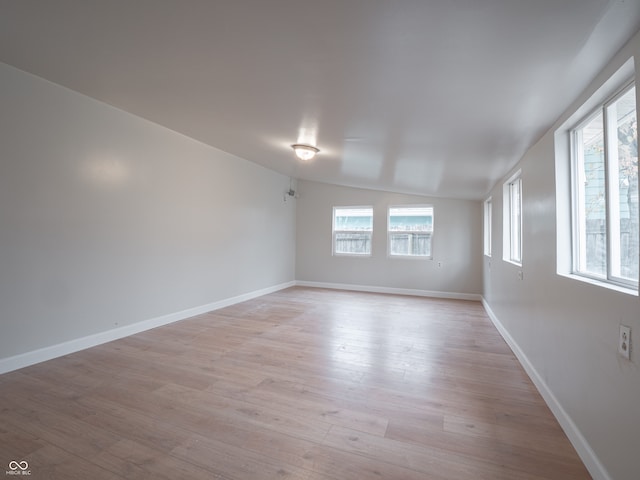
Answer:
[571, 82, 638, 287]
[332, 205, 434, 258]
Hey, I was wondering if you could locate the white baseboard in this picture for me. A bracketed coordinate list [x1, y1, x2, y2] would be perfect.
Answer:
[481, 298, 611, 480]
[0, 281, 296, 375]
[296, 280, 482, 301]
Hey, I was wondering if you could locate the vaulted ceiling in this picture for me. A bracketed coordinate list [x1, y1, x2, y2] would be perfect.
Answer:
[1, 1, 640, 199]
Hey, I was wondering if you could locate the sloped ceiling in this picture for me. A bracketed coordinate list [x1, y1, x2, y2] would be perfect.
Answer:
[1, 0, 639, 199]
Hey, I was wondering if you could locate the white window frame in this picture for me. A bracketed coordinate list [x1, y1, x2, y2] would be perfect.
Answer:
[570, 81, 638, 290]
[387, 205, 434, 259]
[332, 206, 373, 257]
[503, 171, 522, 265]
[484, 197, 492, 257]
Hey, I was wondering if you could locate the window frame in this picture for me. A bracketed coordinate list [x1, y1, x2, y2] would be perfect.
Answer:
[569, 80, 638, 289]
[503, 171, 522, 266]
[332, 206, 374, 257]
[387, 205, 434, 259]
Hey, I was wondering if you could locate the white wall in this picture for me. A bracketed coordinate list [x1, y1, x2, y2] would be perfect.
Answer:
[295, 180, 482, 298]
[483, 32, 640, 480]
[0, 62, 296, 366]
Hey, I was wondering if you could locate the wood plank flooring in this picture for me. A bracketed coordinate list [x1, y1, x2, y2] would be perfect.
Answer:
[0, 287, 591, 479]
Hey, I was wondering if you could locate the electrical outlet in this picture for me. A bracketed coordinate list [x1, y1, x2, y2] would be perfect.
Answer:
[437, 261, 442, 268]
[517, 270, 523, 280]
[618, 325, 631, 360]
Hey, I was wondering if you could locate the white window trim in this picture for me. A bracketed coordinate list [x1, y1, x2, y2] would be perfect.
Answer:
[502, 170, 522, 266]
[554, 57, 638, 296]
[387, 205, 434, 259]
[332, 206, 374, 257]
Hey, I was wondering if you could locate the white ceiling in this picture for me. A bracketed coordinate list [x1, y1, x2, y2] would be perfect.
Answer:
[1, 1, 640, 199]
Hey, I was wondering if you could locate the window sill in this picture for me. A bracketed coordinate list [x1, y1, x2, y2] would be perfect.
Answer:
[558, 272, 638, 297]
[503, 258, 522, 267]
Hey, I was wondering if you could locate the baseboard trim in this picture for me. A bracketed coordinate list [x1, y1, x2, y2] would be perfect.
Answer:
[481, 298, 611, 480]
[0, 281, 296, 375]
[296, 281, 482, 301]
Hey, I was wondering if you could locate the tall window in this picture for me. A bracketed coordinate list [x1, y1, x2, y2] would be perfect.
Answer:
[388, 206, 433, 258]
[571, 83, 638, 287]
[503, 172, 522, 264]
[333, 206, 373, 256]
[484, 197, 492, 257]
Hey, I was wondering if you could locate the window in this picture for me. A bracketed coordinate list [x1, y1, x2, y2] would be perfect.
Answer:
[388, 206, 433, 258]
[333, 206, 373, 256]
[484, 197, 492, 257]
[571, 82, 638, 287]
[503, 172, 522, 264]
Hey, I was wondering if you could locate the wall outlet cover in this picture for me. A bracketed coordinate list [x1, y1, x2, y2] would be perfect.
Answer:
[618, 325, 631, 360]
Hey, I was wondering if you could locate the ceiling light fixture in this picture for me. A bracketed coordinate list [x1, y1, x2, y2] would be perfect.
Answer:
[291, 143, 319, 161]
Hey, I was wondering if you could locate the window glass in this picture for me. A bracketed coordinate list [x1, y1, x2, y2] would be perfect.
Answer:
[503, 172, 522, 265]
[333, 207, 373, 256]
[608, 86, 638, 282]
[509, 178, 522, 263]
[484, 198, 492, 257]
[575, 111, 607, 277]
[571, 83, 638, 287]
[388, 206, 433, 257]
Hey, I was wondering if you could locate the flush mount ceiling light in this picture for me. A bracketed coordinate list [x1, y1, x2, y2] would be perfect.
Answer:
[291, 143, 319, 161]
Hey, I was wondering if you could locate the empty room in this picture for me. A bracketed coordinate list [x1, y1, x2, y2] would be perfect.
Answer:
[1, 1, 639, 479]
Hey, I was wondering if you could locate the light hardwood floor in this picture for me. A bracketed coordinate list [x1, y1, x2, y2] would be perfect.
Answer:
[0, 287, 591, 479]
